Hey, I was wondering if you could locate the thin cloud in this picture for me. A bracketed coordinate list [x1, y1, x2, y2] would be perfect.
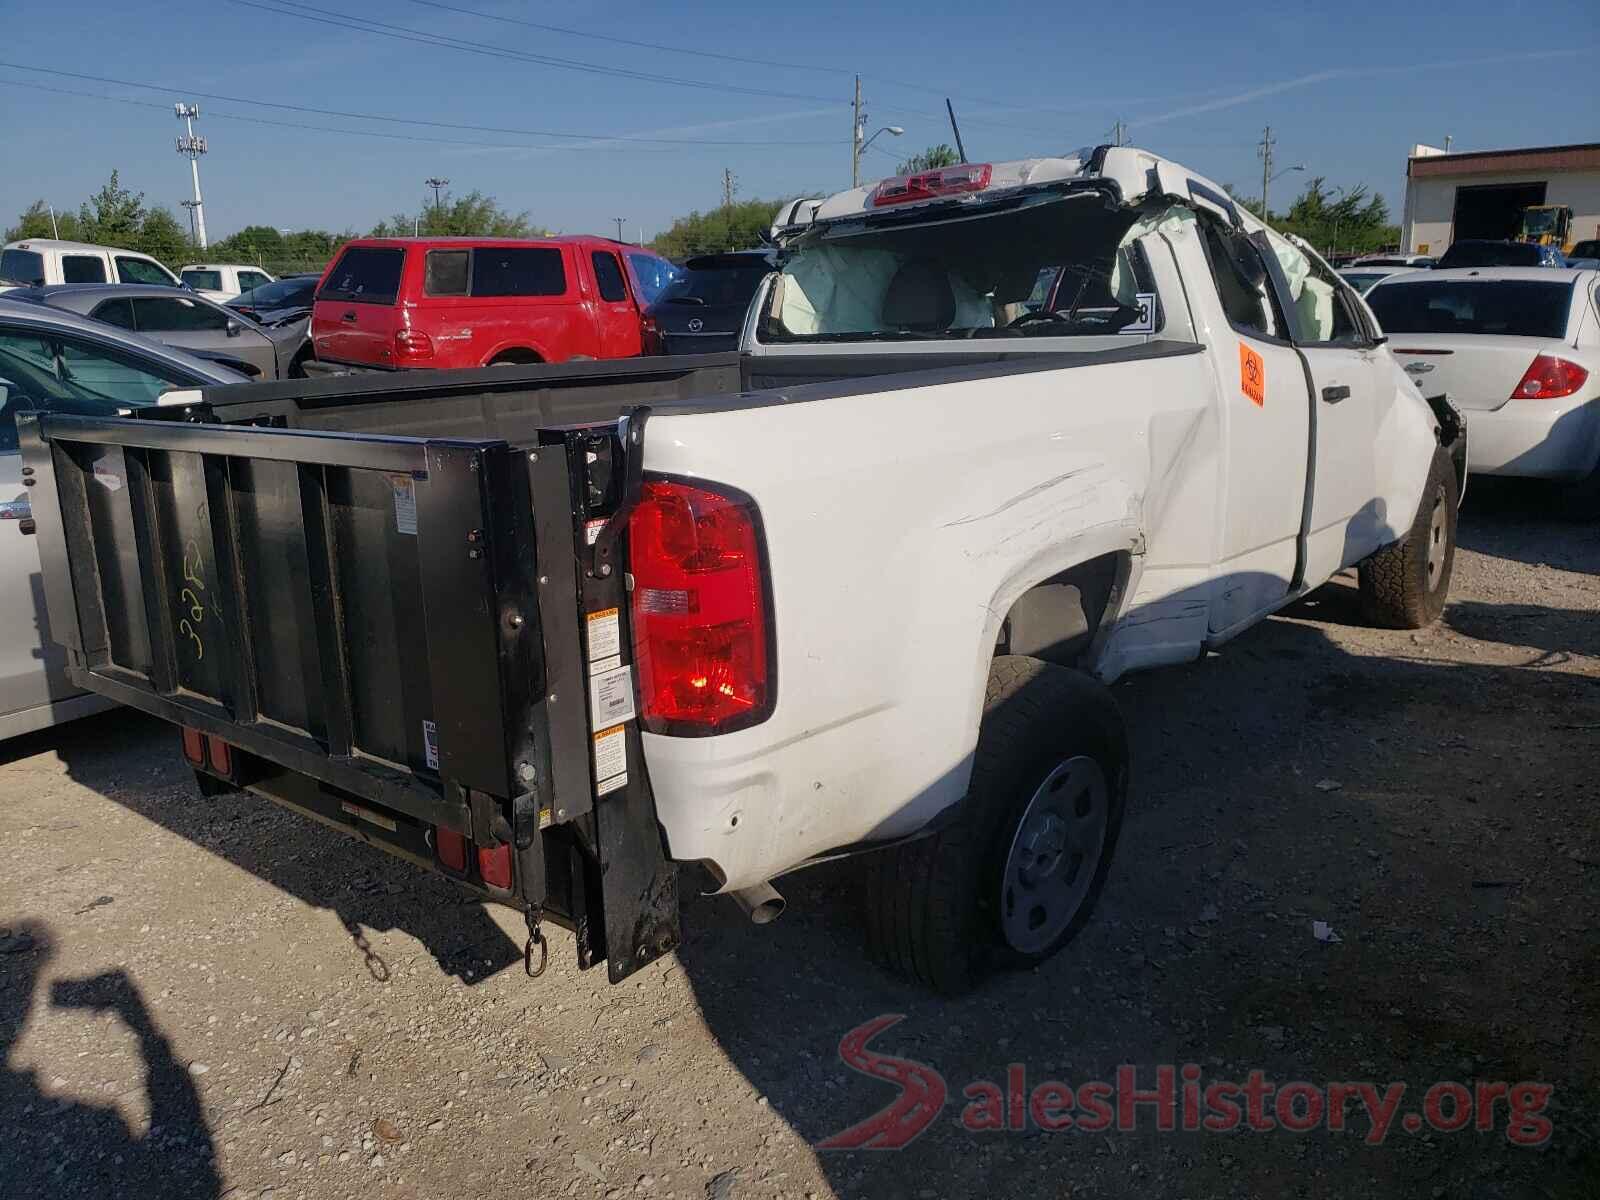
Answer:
[449, 105, 842, 159]
[1129, 48, 1593, 130]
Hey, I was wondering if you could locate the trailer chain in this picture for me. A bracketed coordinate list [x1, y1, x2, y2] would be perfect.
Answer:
[524, 906, 548, 979]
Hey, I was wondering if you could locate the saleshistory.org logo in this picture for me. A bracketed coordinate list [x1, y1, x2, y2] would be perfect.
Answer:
[815, 1016, 1554, 1150]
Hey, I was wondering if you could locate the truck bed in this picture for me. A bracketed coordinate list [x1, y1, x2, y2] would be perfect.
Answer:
[23, 341, 1200, 983]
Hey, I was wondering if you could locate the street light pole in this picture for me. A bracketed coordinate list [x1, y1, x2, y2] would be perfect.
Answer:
[1325, 184, 1349, 259]
[613, 217, 626, 242]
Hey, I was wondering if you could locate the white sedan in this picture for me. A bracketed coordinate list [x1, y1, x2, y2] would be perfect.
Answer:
[1367, 267, 1600, 485]
[1339, 264, 1417, 294]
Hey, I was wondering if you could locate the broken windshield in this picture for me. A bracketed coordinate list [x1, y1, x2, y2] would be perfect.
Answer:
[760, 193, 1165, 344]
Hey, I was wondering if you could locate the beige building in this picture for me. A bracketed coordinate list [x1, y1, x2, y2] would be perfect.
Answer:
[1400, 142, 1600, 256]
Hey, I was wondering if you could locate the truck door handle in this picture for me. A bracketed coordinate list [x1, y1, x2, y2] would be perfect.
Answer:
[341, 310, 357, 323]
[1321, 385, 1351, 404]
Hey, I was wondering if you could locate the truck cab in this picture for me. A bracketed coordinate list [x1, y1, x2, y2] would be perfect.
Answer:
[0, 239, 181, 290]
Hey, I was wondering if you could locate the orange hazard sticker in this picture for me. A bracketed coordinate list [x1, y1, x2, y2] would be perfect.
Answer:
[1239, 343, 1265, 407]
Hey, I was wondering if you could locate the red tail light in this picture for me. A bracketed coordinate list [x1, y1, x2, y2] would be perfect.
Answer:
[393, 329, 434, 362]
[206, 736, 233, 776]
[872, 163, 992, 206]
[435, 826, 468, 873]
[640, 312, 663, 356]
[180, 726, 205, 766]
[477, 843, 513, 890]
[1511, 354, 1588, 400]
[628, 479, 772, 735]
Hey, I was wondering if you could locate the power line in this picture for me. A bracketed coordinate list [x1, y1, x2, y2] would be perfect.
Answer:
[228, 0, 846, 105]
[0, 79, 672, 153]
[399, 0, 853, 77]
[0, 62, 844, 146]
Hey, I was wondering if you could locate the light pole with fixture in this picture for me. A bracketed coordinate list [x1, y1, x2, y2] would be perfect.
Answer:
[853, 123, 904, 187]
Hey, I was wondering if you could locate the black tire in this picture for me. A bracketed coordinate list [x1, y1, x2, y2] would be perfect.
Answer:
[1358, 444, 1458, 629]
[863, 656, 1129, 994]
[288, 347, 313, 378]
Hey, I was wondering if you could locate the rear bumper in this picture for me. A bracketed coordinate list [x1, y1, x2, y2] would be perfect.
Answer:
[1466, 395, 1600, 479]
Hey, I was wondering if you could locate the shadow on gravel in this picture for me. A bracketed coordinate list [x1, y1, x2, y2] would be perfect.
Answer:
[1457, 477, 1600, 574]
[1446, 601, 1600, 660]
[0, 918, 221, 1199]
[673, 596, 1599, 1200]
[5, 714, 521, 986]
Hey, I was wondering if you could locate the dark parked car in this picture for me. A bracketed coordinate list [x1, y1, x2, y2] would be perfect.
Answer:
[228, 273, 319, 324]
[13, 284, 310, 378]
[1436, 240, 1565, 269]
[640, 250, 775, 354]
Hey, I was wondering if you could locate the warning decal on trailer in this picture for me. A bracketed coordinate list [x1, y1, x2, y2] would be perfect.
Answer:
[586, 607, 621, 669]
[589, 663, 637, 729]
[593, 724, 627, 794]
[390, 474, 418, 535]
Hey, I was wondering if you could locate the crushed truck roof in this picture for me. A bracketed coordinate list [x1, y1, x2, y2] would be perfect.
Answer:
[777, 145, 1264, 238]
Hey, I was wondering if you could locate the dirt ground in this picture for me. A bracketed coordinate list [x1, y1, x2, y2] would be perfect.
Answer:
[2, 480, 1596, 1200]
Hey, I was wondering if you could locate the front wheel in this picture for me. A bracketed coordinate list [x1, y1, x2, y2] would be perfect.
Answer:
[863, 656, 1129, 994]
[1358, 444, 1458, 629]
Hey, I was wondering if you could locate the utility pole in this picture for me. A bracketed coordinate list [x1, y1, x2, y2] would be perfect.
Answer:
[46, 203, 59, 239]
[851, 74, 862, 188]
[174, 103, 208, 250]
[612, 217, 626, 242]
[1257, 125, 1275, 219]
[1111, 120, 1126, 147]
[721, 167, 737, 249]
[424, 176, 449, 230]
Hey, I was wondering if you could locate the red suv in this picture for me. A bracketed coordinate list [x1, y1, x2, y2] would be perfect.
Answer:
[310, 236, 671, 370]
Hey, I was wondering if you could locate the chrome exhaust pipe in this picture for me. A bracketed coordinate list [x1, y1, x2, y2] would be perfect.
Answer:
[730, 881, 785, 925]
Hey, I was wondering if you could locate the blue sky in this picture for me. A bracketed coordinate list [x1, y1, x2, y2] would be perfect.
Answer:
[3, 0, 1596, 242]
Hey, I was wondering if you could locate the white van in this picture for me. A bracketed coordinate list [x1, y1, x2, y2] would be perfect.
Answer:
[179, 263, 276, 302]
[0, 238, 181, 290]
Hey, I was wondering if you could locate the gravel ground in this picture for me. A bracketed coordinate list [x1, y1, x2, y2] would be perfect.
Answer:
[2, 480, 1596, 1200]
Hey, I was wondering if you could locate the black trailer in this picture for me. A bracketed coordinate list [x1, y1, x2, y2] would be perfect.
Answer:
[19, 355, 748, 983]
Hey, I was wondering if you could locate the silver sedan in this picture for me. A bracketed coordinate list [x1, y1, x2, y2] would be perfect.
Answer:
[11, 283, 310, 379]
[0, 297, 248, 738]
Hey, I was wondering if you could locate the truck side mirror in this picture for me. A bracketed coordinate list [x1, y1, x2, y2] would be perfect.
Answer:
[226, 319, 242, 338]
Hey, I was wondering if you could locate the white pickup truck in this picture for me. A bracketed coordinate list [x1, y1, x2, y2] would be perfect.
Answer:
[21, 147, 1462, 992]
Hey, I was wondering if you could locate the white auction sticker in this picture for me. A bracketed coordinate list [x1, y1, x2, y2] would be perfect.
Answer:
[1121, 292, 1157, 334]
[584, 518, 607, 546]
[390, 474, 418, 535]
[586, 607, 621, 668]
[589, 662, 637, 728]
[593, 723, 627, 791]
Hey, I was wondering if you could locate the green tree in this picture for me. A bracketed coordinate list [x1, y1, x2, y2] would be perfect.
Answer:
[896, 144, 960, 173]
[652, 198, 785, 258]
[1222, 179, 1399, 256]
[5, 199, 79, 242]
[136, 208, 191, 266]
[371, 190, 542, 239]
[76, 171, 146, 247]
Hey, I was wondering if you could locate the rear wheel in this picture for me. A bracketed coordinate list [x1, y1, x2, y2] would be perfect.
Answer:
[863, 656, 1129, 994]
[1358, 445, 1458, 629]
[488, 350, 542, 367]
